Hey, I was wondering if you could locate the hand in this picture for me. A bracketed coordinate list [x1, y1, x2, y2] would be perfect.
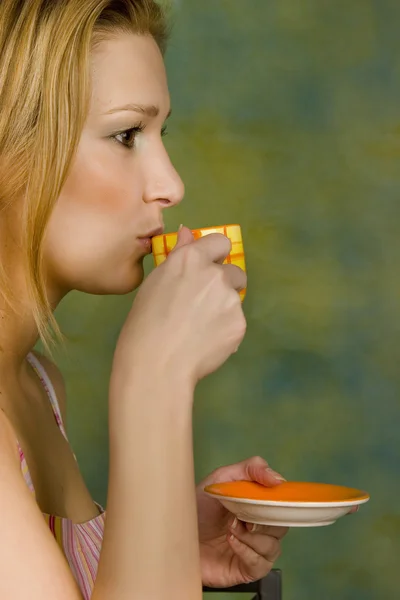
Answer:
[196, 456, 288, 588]
[112, 226, 247, 386]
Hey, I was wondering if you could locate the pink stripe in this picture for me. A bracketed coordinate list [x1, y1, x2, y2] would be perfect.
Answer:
[48, 515, 56, 537]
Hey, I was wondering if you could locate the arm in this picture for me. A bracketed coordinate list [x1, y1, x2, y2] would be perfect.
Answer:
[92, 364, 202, 600]
[91, 230, 245, 600]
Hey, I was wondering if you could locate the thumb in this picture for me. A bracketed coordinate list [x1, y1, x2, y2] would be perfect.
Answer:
[206, 458, 286, 489]
[173, 225, 195, 250]
[249, 464, 286, 488]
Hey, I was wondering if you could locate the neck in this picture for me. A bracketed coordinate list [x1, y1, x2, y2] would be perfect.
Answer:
[0, 300, 41, 382]
[0, 209, 67, 383]
[0, 283, 66, 382]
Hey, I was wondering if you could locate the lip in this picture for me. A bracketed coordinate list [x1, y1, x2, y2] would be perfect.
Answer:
[138, 225, 164, 240]
[137, 226, 164, 254]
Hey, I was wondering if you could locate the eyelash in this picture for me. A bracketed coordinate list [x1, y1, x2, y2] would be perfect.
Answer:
[110, 123, 168, 150]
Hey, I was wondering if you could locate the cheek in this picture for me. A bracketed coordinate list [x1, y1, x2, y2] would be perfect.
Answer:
[44, 145, 141, 272]
[61, 143, 136, 218]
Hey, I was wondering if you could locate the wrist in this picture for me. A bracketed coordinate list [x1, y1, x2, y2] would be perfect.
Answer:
[112, 335, 195, 387]
[108, 360, 196, 462]
[110, 357, 194, 404]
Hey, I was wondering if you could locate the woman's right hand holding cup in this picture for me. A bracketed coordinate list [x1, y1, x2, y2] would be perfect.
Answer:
[113, 226, 247, 388]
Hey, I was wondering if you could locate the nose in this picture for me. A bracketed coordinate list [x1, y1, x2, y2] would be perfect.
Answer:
[142, 146, 184, 208]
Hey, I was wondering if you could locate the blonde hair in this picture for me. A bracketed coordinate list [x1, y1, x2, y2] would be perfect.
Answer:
[0, 0, 168, 348]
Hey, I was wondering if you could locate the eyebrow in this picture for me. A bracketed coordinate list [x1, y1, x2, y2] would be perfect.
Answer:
[103, 103, 171, 118]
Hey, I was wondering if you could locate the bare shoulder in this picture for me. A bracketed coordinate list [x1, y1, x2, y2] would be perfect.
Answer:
[31, 351, 67, 425]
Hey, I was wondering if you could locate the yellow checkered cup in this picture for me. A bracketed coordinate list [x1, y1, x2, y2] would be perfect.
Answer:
[151, 224, 246, 302]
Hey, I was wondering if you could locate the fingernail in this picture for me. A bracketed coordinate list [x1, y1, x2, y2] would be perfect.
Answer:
[246, 522, 257, 532]
[231, 517, 238, 530]
[178, 224, 183, 231]
[266, 467, 286, 482]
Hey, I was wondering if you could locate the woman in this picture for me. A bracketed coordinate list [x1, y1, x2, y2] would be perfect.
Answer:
[0, 1, 287, 598]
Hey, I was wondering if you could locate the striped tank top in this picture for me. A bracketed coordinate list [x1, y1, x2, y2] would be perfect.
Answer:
[18, 353, 106, 599]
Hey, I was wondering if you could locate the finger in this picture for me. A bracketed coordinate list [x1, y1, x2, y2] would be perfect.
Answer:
[241, 456, 286, 486]
[172, 225, 194, 250]
[245, 522, 289, 540]
[346, 506, 359, 515]
[204, 456, 285, 488]
[221, 263, 247, 292]
[228, 534, 273, 582]
[247, 460, 286, 486]
[230, 519, 281, 564]
[189, 232, 232, 265]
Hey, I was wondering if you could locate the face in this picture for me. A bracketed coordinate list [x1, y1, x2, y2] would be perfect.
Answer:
[44, 33, 184, 298]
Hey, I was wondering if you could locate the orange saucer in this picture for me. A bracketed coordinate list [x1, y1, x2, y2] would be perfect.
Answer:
[205, 481, 370, 504]
[204, 481, 370, 527]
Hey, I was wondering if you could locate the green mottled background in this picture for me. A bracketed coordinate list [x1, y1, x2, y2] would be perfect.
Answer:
[51, 1, 400, 598]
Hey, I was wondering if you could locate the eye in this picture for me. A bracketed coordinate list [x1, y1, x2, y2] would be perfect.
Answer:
[110, 122, 145, 149]
[161, 124, 168, 137]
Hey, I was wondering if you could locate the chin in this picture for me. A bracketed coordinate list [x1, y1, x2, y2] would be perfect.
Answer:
[74, 263, 145, 296]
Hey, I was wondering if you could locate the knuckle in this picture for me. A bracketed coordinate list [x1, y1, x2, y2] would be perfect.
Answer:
[229, 286, 242, 306]
[220, 263, 231, 282]
[250, 554, 260, 569]
[206, 232, 232, 257]
[218, 232, 232, 254]
[185, 242, 201, 262]
[245, 456, 266, 479]
[175, 243, 202, 271]
[222, 264, 246, 288]
[211, 266, 226, 287]
[232, 263, 246, 283]
[212, 466, 225, 480]
[270, 539, 281, 561]
[236, 312, 247, 337]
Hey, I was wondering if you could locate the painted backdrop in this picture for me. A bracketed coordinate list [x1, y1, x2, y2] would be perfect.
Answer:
[50, 1, 400, 598]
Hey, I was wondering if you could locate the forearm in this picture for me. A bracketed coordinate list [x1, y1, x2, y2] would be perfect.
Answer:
[93, 367, 202, 600]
